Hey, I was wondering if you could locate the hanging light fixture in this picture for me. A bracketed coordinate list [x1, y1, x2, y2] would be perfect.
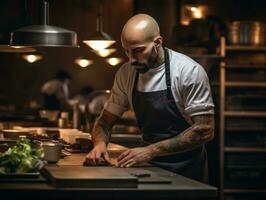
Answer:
[181, 3, 209, 26]
[75, 58, 93, 68]
[93, 48, 116, 57]
[0, 32, 36, 53]
[0, 45, 36, 53]
[105, 57, 123, 66]
[10, 0, 78, 47]
[22, 54, 43, 63]
[83, 0, 115, 50]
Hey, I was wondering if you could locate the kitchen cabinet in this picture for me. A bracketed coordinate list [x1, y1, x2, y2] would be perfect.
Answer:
[219, 44, 266, 200]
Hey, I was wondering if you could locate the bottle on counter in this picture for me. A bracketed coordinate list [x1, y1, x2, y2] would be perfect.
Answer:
[58, 112, 69, 128]
[72, 101, 80, 129]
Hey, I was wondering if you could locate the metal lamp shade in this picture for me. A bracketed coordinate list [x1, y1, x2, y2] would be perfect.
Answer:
[9, 0, 79, 48]
[83, 8, 115, 51]
[83, 31, 115, 51]
[10, 25, 79, 47]
[93, 48, 116, 57]
[0, 32, 36, 53]
[0, 45, 36, 53]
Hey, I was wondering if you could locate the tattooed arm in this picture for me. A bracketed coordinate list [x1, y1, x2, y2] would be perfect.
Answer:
[117, 114, 214, 167]
[149, 114, 214, 156]
[86, 110, 120, 165]
[91, 110, 120, 145]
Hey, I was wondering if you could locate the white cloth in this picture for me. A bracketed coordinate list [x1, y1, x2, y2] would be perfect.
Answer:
[104, 48, 214, 124]
[41, 79, 69, 101]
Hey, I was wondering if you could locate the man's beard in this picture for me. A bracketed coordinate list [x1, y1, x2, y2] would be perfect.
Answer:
[131, 62, 149, 73]
[131, 47, 158, 74]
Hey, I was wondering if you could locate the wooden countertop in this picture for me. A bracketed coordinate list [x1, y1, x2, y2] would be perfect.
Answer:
[0, 143, 217, 200]
[58, 143, 129, 166]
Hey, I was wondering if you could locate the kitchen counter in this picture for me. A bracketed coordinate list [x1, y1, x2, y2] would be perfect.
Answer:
[0, 143, 217, 200]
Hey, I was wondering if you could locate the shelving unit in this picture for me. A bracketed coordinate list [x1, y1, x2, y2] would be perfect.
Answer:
[219, 42, 266, 200]
[226, 46, 266, 51]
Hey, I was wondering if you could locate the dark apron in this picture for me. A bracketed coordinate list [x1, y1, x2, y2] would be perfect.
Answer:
[132, 47, 208, 183]
[43, 93, 60, 110]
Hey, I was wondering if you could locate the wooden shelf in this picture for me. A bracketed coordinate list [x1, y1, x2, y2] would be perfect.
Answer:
[226, 165, 266, 169]
[225, 64, 266, 69]
[224, 111, 266, 117]
[224, 147, 266, 153]
[187, 54, 224, 58]
[225, 127, 266, 132]
[225, 81, 266, 87]
[220, 40, 266, 200]
[224, 189, 266, 194]
[226, 45, 266, 51]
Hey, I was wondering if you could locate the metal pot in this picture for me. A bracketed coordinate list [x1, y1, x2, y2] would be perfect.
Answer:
[41, 141, 63, 163]
[228, 21, 265, 45]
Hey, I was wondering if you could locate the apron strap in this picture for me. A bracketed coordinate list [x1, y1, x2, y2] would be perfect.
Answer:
[132, 71, 139, 109]
[132, 47, 172, 108]
[163, 47, 171, 99]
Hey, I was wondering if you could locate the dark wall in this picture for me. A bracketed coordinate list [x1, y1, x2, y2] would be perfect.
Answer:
[214, 0, 266, 21]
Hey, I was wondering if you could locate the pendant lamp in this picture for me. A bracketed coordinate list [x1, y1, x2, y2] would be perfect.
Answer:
[93, 48, 116, 57]
[10, 0, 78, 47]
[105, 57, 123, 66]
[83, 1, 115, 50]
[0, 33, 36, 53]
[75, 58, 93, 68]
[0, 45, 36, 53]
[22, 53, 43, 63]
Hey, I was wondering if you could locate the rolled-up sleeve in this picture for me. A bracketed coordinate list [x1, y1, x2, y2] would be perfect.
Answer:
[181, 64, 215, 117]
[104, 66, 129, 117]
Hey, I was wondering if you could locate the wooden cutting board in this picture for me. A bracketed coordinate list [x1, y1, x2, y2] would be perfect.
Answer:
[41, 165, 138, 188]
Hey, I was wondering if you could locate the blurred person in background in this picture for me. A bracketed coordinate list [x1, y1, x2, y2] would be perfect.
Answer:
[70, 85, 94, 112]
[41, 70, 71, 111]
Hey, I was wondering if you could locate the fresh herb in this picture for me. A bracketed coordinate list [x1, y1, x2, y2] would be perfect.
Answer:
[0, 139, 44, 174]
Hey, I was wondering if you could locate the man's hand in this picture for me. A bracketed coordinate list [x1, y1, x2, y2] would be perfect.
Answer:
[86, 110, 120, 166]
[117, 146, 154, 167]
[86, 142, 111, 165]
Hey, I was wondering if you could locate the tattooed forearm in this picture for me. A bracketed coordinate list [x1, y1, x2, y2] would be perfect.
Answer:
[149, 115, 214, 156]
[92, 110, 120, 145]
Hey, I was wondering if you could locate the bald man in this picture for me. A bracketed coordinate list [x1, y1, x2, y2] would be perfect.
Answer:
[86, 14, 214, 183]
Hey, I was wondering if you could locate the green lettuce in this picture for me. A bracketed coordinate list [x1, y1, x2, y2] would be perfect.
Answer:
[0, 139, 44, 174]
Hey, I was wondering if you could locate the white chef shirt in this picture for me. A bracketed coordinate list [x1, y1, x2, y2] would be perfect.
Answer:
[104, 48, 214, 124]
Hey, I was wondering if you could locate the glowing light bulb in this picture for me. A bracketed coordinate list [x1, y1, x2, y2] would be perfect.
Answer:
[190, 7, 197, 12]
[194, 9, 202, 18]
[83, 40, 115, 51]
[93, 48, 116, 57]
[75, 58, 93, 68]
[105, 57, 123, 66]
[22, 54, 43, 63]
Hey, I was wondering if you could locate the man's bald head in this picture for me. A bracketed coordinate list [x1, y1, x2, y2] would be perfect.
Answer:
[120, 14, 164, 73]
[121, 14, 161, 46]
